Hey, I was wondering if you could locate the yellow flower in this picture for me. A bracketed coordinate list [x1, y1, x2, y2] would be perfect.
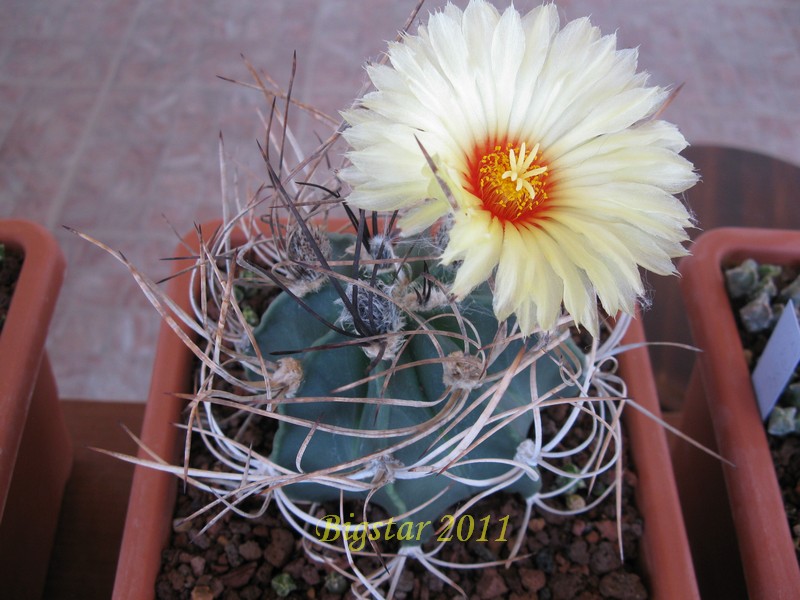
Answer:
[341, 0, 697, 336]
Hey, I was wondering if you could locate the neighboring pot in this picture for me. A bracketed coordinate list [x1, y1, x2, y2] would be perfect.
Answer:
[672, 227, 800, 600]
[113, 223, 699, 599]
[0, 220, 72, 599]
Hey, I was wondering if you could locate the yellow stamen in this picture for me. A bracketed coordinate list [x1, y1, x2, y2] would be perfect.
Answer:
[477, 142, 549, 221]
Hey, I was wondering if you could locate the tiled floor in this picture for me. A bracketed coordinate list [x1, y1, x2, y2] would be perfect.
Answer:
[1, 0, 799, 401]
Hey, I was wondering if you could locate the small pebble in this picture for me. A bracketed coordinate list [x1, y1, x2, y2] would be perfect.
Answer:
[476, 568, 508, 599]
[528, 517, 546, 532]
[550, 572, 585, 600]
[224, 542, 242, 568]
[238, 540, 262, 562]
[596, 520, 619, 542]
[264, 529, 295, 568]
[519, 567, 546, 592]
[190, 556, 206, 577]
[566, 494, 586, 511]
[590, 541, 623, 575]
[190, 585, 214, 600]
[174, 518, 193, 533]
[568, 539, 590, 565]
[599, 571, 647, 600]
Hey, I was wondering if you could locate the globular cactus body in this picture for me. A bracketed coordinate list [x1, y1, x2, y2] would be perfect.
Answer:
[252, 229, 582, 546]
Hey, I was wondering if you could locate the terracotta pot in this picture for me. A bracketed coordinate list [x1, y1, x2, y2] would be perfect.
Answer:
[672, 227, 800, 600]
[0, 220, 72, 599]
[113, 223, 698, 599]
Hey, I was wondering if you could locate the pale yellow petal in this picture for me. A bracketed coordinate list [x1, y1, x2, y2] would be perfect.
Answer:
[534, 227, 597, 334]
[445, 212, 503, 298]
[553, 146, 698, 194]
[397, 198, 451, 235]
[498, 225, 564, 332]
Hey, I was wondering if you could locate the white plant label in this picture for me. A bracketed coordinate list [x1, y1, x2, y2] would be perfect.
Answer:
[752, 299, 800, 420]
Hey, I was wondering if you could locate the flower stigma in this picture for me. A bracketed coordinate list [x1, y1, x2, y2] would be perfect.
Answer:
[473, 141, 549, 223]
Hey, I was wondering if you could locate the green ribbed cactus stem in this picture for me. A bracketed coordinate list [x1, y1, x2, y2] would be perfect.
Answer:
[252, 227, 583, 547]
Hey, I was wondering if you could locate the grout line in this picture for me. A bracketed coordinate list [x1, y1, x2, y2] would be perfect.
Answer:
[44, 1, 147, 232]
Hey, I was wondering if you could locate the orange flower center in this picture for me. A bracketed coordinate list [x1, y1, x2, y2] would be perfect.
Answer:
[467, 141, 550, 223]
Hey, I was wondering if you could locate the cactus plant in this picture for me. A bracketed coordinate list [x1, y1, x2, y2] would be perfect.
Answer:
[89, 1, 699, 596]
[247, 218, 584, 546]
[112, 198, 635, 598]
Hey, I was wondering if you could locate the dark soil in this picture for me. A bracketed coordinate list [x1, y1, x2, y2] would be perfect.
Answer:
[156, 402, 648, 599]
[770, 435, 800, 562]
[0, 243, 24, 334]
[724, 259, 800, 563]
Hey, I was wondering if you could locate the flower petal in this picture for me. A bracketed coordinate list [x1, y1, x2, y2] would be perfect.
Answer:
[444, 211, 503, 298]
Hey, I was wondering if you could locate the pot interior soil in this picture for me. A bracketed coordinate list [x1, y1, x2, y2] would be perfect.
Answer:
[723, 258, 800, 563]
[0, 243, 24, 334]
